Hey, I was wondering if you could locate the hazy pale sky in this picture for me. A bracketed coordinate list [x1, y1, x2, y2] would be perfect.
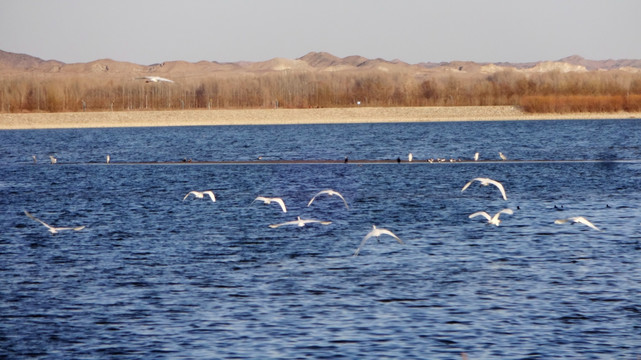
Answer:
[1, 0, 639, 65]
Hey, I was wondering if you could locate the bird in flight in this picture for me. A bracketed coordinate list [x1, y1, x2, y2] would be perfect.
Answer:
[307, 189, 349, 209]
[183, 190, 216, 202]
[252, 196, 287, 213]
[136, 76, 174, 83]
[24, 210, 85, 235]
[554, 216, 601, 231]
[469, 208, 513, 226]
[269, 216, 331, 228]
[461, 177, 507, 201]
[354, 225, 403, 256]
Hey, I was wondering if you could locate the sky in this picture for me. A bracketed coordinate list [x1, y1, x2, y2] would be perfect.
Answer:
[1, 0, 640, 65]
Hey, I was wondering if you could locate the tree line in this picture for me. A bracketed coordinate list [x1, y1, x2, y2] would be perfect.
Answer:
[1, 69, 640, 113]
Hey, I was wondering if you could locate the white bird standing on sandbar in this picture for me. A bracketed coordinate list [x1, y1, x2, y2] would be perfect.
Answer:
[106, 154, 110, 164]
[474, 152, 479, 161]
[307, 189, 349, 209]
[24, 210, 85, 235]
[354, 225, 403, 256]
[469, 208, 513, 226]
[408, 153, 413, 162]
[252, 196, 287, 213]
[461, 177, 507, 201]
[554, 216, 601, 231]
[136, 76, 174, 83]
[269, 216, 331, 228]
[183, 190, 216, 202]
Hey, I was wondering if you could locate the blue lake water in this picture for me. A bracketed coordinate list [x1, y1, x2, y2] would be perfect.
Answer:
[1, 119, 641, 359]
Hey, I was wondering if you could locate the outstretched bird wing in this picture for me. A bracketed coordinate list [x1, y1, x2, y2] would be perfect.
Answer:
[572, 217, 601, 231]
[469, 211, 492, 221]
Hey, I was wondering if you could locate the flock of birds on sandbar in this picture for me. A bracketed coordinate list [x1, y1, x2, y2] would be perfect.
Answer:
[24, 147, 606, 256]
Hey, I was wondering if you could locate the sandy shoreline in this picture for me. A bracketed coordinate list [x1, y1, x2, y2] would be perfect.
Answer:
[1, 106, 640, 129]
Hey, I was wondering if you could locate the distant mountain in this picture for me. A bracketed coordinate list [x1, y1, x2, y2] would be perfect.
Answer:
[1, 49, 640, 78]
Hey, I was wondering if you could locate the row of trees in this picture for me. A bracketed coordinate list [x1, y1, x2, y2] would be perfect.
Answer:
[1, 69, 641, 113]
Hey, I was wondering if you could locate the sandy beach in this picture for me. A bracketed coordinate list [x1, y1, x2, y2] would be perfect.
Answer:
[1, 106, 640, 130]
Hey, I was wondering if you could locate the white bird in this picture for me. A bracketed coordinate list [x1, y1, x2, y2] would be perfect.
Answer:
[474, 152, 479, 161]
[469, 208, 514, 226]
[499, 152, 507, 160]
[269, 216, 331, 228]
[408, 153, 413, 162]
[31, 155, 37, 163]
[252, 196, 287, 213]
[183, 190, 216, 202]
[554, 216, 601, 231]
[354, 225, 403, 256]
[307, 189, 349, 209]
[136, 76, 174, 83]
[106, 154, 110, 164]
[49, 156, 57, 164]
[461, 177, 507, 201]
[24, 210, 85, 235]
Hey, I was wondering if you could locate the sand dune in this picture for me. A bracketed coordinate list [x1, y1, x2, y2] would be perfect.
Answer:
[1, 106, 639, 130]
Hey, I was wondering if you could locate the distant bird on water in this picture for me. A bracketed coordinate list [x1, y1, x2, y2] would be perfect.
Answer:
[408, 153, 413, 162]
[269, 216, 331, 228]
[308, 189, 349, 209]
[31, 155, 37, 164]
[469, 208, 513, 226]
[252, 196, 287, 213]
[474, 152, 479, 161]
[354, 225, 403, 256]
[24, 210, 85, 235]
[554, 216, 601, 231]
[461, 177, 507, 201]
[499, 152, 507, 161]
[183, 190, 216, 202]
[136, 76, 174, 83]
[106, 154, 110, 164]
[49, 156, 57, 164]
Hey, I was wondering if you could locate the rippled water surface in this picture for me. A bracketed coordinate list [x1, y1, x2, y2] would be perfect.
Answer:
[1, 119, 641, 359]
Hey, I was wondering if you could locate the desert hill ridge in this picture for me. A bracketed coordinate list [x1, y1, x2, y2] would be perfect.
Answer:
[1, 49, 640, 80]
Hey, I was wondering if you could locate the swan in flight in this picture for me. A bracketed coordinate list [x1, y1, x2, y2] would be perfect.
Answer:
[461, 177, 507, 201]
[354, 225, 403, 256]
[24, 210, 85, 234]
[307, 189, 349, 209]
[554, 216, 601, 231]
[269, 216, 331, 228]
[136, 76, 174, 83]
[183, 190, 216, 202]
[469, 208, 513, 226]
[252, 196, 287, 213]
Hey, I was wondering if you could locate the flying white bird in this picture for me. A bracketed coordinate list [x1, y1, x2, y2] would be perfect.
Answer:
[354, 225, 403, 256]
[474, 152, 479, 161]
[307, 189, 349, 209]
[24, 210, 85, 234]
[136, 76, 174, 83]
[49, 156, 57, 164]
[461, 177, 507, 201]
[252, 196, 287, 213]
[499, 152, 507, 160]
[554, 216, 601, 231]
[183, 190, 216, 202]
[469, 208, 514, 226]
[269, 216, 331, 228]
